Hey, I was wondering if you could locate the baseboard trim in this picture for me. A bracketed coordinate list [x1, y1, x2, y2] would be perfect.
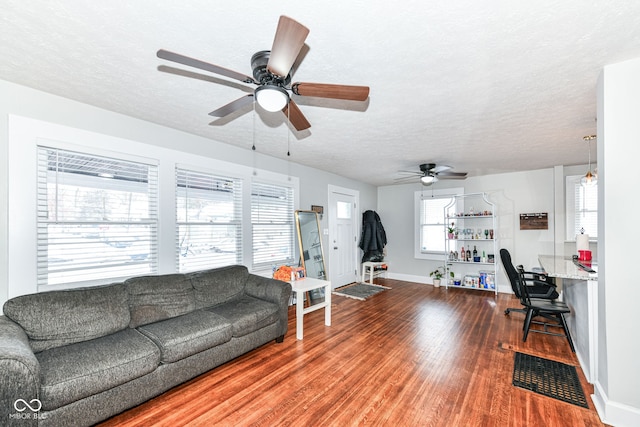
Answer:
[592, 380, 640, 426]
[387, 272, 429, 284]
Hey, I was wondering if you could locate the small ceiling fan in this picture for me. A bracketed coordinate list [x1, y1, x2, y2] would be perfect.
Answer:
[157, 15, 370, 131]
[395, 163, 468, 186]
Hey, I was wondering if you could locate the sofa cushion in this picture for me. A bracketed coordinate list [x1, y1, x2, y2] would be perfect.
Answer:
[206, 295, 280, 337]
[137, 310, 233, 363]
[3, 283, 130, 353]
[189, 265, 249, 309]
[126, 274, 195, 328]
[36, 328, 160, 411]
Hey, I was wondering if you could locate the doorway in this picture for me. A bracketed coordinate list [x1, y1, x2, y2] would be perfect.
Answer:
[328, 185, 359, 289]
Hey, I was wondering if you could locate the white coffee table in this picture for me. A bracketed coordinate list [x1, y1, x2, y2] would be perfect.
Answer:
[290, 278, 331, 340]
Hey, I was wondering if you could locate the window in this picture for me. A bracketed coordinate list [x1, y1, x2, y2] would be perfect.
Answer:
[251, 181, 295, 269]
[337, 201, 352, 219]
[566, 175, 598, 240]
[37, 146, 158, 286]
[418, 196, 453, 254]
[414, 188, 462, 259]
[176, 167, 242, 272]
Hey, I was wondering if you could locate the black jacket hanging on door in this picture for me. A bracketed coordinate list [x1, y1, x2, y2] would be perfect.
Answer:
[359, 210, 387, 263]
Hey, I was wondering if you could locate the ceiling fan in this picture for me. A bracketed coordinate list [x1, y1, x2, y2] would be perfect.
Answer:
[395, 163, 468, 186]
[157, 15, 370, 131]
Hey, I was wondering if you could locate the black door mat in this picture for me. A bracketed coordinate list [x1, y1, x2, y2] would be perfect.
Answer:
[512, 352, 588, 408]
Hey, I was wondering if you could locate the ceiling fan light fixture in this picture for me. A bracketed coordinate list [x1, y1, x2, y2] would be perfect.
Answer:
[421, 175, 436, 185]
[255, 85, 289, 112]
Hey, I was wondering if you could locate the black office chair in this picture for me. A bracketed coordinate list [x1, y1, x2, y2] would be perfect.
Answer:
[500, 248, 559, 315]
[515, 267, 575, 352]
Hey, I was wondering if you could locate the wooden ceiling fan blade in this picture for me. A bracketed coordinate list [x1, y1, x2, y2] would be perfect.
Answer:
[157, 49, 256, 84]
[292, 82, 370, 101]
[431, 165, 452, 173]
[267, 16, 310, 77]
[437, 171, 467, 179]
[283, 100, 311, 131]
[208, 94, 254, 117]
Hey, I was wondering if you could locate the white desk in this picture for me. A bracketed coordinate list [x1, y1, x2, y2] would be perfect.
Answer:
[290, 278, 331, 340]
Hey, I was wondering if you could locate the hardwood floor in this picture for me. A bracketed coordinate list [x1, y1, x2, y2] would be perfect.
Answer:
[99, 279, 607, 427]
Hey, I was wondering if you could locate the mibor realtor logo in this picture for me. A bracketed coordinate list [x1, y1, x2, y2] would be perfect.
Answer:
[9, 398, 47, 420]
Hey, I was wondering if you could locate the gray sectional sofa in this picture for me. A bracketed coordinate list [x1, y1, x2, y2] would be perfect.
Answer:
[0, 265, 291, 426]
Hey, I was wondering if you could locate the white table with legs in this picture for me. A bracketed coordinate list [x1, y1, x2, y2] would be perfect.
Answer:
[290, 278, 331, 340]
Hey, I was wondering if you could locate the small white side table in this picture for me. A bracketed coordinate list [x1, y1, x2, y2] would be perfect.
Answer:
[361, 261, 388, 284]
[290, 278, 331, 340]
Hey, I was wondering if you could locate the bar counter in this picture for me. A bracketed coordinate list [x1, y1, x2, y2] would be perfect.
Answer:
[538, 254, 598, 383]
[538, 254, 597, 281]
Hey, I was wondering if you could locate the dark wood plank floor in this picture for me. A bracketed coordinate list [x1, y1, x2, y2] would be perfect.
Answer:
[99, 279, 608, 427]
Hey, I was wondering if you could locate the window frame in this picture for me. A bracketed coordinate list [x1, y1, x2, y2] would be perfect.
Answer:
[414, 187, 463, 260]
[175, 166, 243, 273]
[36, 145, 159, 288]
[565, 175, 598, 241]
[250, 179, 296, 271]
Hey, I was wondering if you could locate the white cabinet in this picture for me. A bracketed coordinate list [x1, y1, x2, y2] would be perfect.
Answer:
[444, 193, 497, 295]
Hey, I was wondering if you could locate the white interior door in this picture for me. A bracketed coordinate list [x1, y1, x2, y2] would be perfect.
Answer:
[328, 187, 358, 289]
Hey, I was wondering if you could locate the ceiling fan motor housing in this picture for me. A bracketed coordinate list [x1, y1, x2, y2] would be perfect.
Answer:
[419, 163, 436, 174]
[251, 51, 291, 87]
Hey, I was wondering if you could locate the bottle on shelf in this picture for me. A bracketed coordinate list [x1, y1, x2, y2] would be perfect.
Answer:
[466, 247, 471, 262]
[482, 250, 487, 263]
[473, 245, 478, 260]
[460, 246, 465, 261]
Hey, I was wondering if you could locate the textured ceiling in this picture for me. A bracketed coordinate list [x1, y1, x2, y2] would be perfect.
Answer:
[2, 1, 640, 186]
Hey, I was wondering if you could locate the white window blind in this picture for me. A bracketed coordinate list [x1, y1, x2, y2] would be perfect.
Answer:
[419, 196, 453, 253]
[251, 181, 295, 269]
[566, 175, 598, 240]
[176, 168, 243, 272]
[37, 146, 158, 286]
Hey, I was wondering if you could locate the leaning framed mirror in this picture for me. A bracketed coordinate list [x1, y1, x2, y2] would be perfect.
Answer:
[294, 210, 327, 281]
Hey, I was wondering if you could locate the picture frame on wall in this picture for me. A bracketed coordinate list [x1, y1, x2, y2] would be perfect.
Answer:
[311, 205, 324, 215]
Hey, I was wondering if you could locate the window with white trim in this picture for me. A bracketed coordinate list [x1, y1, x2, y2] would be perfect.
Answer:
[37, 146, 158, 286]
[176, 167, 243, 272]
[566, 175, 598, 240]
[251, 181, 295, 270]
[414, 188, 463, 258]
[418, 196, 453, 254]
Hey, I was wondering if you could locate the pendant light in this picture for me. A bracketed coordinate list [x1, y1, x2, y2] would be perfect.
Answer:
[581, 135, 597, 186]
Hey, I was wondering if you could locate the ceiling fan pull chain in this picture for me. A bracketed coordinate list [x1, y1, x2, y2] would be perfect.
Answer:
[252, 102, 256, 151]
[287, 105, 291, 157]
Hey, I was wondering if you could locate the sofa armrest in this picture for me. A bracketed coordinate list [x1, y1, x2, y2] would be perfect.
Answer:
[245, 275, 291, 305]
[0, 316, 40, 422]
[244, 275, 292, 340]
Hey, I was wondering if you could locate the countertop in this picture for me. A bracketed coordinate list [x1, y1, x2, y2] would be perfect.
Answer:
[538, 255, 598, 280]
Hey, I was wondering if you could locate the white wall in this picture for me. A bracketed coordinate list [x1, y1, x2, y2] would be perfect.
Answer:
[592, 57, 640, 426]
[0, 79, 377, 306]
[378, 168, 561, 293]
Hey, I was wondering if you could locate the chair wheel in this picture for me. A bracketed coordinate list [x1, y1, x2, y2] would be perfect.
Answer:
[504, 309, 510, 315]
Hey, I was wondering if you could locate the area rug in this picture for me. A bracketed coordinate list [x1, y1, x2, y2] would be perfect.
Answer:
[512, 352, 588, 408]
[332, 283, 390, 301]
